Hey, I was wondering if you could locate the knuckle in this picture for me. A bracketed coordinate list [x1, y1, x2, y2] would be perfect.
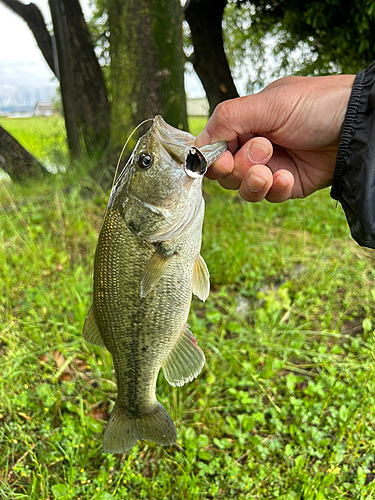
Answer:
[212, 100, 234, 125]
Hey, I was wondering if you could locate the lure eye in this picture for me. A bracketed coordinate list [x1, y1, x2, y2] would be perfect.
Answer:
[185, 147, 207, 178]
[138, 152, 153, 169]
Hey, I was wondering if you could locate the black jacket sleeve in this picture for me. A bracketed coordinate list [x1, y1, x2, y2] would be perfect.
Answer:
[331, 61, 375, 249]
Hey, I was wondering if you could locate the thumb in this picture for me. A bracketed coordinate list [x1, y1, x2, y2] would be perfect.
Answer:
[195, 94, 272, 148]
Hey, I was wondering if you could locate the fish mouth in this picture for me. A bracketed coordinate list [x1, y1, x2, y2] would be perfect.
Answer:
[152, 115, 227, 177]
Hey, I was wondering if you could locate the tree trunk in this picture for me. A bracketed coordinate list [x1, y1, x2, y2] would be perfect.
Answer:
[150, 0, 188, 130]
[49, 0, 82, 158]
[92, 0, 161, 189]
[185, 0, 239, 115]
[92, 0, 188, 190]
[62, 0, 110, 154]
[108, 0, 187, 149]
[108, 0, 158, 150]
[0, 126, 48, 182]
[3, 0, 110, 156]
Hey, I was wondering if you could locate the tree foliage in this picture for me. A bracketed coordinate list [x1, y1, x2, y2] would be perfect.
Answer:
[5, 0, 375, 185]
[223, 0, 375, 91]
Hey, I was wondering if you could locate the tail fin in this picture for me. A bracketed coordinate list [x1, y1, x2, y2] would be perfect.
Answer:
[102, 402, 177, 454]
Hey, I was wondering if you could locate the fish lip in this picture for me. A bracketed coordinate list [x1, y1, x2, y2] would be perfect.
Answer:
[198, 141, 228, 168]
[153, 115, 194, 164]
[153, 115, 195, 145]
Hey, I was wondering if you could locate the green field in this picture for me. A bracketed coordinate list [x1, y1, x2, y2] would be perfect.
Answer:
[1, 119, 375, 499]
[0, 116, 67, 163]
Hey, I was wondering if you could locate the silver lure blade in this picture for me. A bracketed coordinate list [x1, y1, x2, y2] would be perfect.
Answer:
[184, 141, 227, 178]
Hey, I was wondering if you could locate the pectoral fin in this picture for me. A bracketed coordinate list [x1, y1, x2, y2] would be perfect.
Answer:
[192, 254, 210, 302]
[163, 325, 205, 387]
[82, 305, 106, 347]
[140, 248, 175, 298]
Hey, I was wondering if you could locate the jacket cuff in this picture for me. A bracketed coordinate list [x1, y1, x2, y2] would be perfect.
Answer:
[330, 61, 375, 249]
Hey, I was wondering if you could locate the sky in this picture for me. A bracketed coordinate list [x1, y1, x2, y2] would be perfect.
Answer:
[0, 0, 57, 110]
[0, 0, 207, 112]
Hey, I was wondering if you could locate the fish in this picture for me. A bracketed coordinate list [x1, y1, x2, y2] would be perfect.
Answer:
[82, 115, 227, 454]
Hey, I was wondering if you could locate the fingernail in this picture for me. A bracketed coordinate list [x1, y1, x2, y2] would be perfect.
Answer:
[195, 129, 210, 148]
[246, 175, 267, 193]
[248, 143, 269, 164]
[272, 178, 288, 192]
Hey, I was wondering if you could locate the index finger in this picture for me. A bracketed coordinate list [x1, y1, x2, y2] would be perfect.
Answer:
[195, 96, 265, 148]
[205, 150, 234, 180]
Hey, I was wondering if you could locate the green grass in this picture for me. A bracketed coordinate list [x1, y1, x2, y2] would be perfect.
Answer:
[0, 116, 67, 165]
[188, 117, 208, 137]
[1, 121, 375, 499]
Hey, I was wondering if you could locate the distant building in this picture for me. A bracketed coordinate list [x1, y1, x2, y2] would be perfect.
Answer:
[34, 101, 53, 117]
[187, 97, 209, 117]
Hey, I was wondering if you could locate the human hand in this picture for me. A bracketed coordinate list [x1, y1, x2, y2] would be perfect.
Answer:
[195, 75, 356, 202]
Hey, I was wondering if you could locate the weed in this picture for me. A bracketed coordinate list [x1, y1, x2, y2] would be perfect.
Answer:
[1, 120, 375, 498]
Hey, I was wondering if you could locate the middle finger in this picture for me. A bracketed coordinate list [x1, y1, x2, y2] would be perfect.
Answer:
[217, 137, 273, 190]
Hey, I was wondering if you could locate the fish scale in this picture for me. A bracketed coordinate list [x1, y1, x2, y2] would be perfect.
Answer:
[82, 116, 227, 453]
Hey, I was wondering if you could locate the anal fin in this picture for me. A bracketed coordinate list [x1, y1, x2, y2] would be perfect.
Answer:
[192, 254, 210, 302]
[163, 325, 205, 387]
[82, 305, 106, 347]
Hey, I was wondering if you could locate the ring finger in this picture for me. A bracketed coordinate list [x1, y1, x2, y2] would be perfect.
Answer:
[218, 137, 273, 190]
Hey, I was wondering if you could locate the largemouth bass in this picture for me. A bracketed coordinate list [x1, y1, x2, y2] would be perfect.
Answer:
[83, 116, 226, 454]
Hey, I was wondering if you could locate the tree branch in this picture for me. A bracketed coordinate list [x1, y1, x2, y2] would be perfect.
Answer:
[0, 0, 58, 78]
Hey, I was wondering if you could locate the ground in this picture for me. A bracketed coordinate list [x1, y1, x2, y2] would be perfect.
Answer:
[1, 117, 375, 499]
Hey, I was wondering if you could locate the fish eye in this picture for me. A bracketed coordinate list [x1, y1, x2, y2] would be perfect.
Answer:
[138, 152, 153, 170]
